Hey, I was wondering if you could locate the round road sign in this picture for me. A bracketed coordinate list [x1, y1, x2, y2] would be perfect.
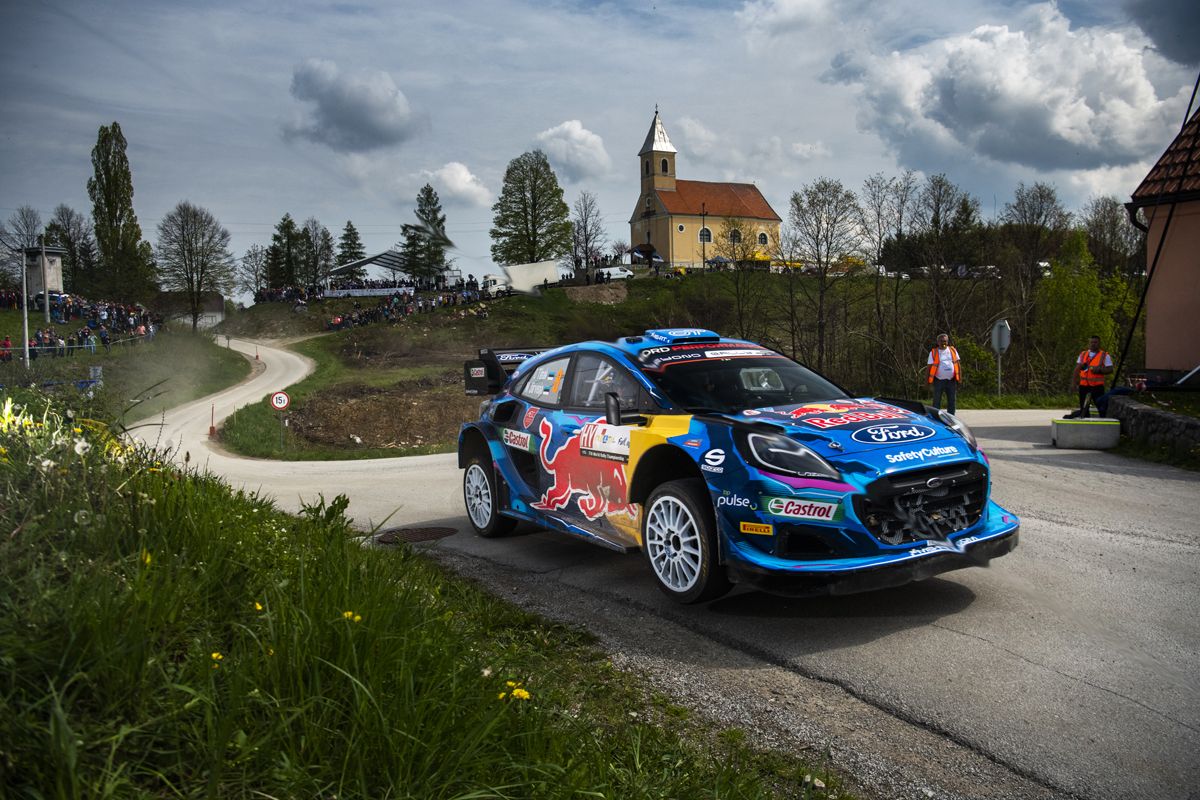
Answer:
[269, 391, 291, 411]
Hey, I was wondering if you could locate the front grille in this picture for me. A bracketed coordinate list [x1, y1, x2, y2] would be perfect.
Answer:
[853, 461, 987, 545]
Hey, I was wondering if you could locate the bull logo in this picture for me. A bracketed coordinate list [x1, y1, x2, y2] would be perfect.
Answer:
[531, 418, 635, 521]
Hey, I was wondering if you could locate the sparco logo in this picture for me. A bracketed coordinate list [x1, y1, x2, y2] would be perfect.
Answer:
[850, 423, 936, 445]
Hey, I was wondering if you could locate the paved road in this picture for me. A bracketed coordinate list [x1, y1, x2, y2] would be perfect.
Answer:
[140, 338, 1200, 800]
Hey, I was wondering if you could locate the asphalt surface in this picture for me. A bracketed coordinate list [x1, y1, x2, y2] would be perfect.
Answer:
[138, 337, 1200, 800]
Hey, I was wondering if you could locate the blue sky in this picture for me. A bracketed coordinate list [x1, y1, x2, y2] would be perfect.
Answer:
[1, 0, 1196, 283]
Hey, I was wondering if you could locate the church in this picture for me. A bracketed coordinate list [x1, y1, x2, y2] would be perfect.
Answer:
[629, 110, 781, 269]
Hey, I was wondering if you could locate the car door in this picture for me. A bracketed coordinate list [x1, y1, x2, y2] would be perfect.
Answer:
[529, 352, 648, 546]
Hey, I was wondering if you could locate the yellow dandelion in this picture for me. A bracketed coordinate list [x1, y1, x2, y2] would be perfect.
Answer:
[342, 610, 354, 619]
[353, 614, 362, 623]
[141, 550, 152, 566]
[498, 692, 506, 700]
[511, 688, 531, 701]
[506, 680, 517, 688]
[211, 652, 224, 661]
[73, 427, 83, 434]
[147, 467, 161, 473]
[254, 601, 263, 612]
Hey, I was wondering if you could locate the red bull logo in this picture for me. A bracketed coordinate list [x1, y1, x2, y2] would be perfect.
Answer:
[787, 401, 871, 419]
[531, 418, 635, 521]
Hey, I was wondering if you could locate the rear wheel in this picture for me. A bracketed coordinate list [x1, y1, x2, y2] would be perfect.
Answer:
[463, 456, 516, 538]
[642, 479, 731, 603]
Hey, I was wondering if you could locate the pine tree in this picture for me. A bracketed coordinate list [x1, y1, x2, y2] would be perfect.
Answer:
[266, 213, 301, 287]
[87, 121, 157, 299]
[401, 184, 451, 284]
[337, 221, 366, 266]
[490, 150, 571, 266]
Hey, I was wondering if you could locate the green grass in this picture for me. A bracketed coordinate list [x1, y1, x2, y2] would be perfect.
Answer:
[950, 392, 1075, 410]
[0, 312, 250, 425]
[0, 393, 847, 799]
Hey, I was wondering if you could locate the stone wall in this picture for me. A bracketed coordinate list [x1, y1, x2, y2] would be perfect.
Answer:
[1108, 395, 1200, 459]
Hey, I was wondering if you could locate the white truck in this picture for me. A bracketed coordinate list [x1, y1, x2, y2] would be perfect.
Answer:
[479, 260, 560, 298]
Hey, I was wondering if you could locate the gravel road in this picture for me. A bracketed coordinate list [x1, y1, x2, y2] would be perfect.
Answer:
[136, 338, 1200, 800]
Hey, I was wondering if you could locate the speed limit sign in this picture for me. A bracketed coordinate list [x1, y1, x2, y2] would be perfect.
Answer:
[269, 391, 291, 411]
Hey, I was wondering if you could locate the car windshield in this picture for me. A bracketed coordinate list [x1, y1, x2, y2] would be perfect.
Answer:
[640, 355, 845, 413]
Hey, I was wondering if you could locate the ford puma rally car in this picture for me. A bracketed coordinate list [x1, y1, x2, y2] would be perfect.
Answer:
[458, 329, 1019, 603]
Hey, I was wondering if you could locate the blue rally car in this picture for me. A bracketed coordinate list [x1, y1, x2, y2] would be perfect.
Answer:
[458, 328, 1019, 604]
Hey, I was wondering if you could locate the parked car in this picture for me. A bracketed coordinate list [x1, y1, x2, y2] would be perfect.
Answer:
[458, 328, 1019, 603]
[596, 266, 633, 280]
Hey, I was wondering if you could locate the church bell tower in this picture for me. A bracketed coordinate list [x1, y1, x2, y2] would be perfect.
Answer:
[639, 108, 677, 196]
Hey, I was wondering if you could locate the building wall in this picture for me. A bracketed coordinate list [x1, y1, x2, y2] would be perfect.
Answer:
[631, 204, 780, 267]
[1143, 200, 1200, 371]
[24, 254, 64, 295]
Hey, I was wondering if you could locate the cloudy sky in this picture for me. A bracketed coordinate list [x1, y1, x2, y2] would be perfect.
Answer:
[1, 0, 1197, 283]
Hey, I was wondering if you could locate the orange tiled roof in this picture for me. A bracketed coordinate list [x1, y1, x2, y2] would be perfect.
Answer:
[1130, 108, 1200, 207]
[657, 180, 781, 221]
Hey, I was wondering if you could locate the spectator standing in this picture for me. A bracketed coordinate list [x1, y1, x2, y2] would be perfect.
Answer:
[1072, 335, 1113, 418]
[926, 333, 961, 415]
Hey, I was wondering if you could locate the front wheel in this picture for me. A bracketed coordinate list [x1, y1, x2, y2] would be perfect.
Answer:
[463, 456, 516, 538]
[642, 479, 731, 604]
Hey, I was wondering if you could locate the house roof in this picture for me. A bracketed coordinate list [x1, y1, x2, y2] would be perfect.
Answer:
[638, 110, 677, 156]
[1130, 108, 1200, 208]
[657, 180, 781, 222]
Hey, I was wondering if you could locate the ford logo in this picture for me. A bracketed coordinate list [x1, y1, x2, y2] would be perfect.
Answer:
[850, 423, 936, 445]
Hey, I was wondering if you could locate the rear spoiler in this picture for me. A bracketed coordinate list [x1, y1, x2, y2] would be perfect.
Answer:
[464, 347, 554, 396]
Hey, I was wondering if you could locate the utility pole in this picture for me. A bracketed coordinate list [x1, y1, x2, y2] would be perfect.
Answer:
[40, 237, 49, 324]
[700, 202, 707, 271]
[21, 250, 30, 369]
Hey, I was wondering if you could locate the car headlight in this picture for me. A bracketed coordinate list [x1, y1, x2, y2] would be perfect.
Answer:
[936, 409, 978, 450]
[743, 432, 841, 481]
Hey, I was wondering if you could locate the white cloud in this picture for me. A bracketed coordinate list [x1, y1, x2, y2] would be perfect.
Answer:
[736, 0, 833, 38]
[675, 118, 831, 175]
[828, 4, 1187, 175]
[284, 58, 424, 152]
[534, 120, 611, 183]
[424, 162, 492, 207]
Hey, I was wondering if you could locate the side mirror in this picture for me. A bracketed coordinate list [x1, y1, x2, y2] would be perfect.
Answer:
[605, 392, 621, 426]
[605, 392, 647, 427]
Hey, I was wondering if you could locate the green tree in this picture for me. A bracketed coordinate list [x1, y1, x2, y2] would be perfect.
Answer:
[490, 150, 571, 266]
[297, 217, 335, 286]
[88, 122, 156, 299]
[336, 220, 367, 281]
[156, 201, 236, 331]
[401, 184, 451, 284]
[1033, 231, 1114, 391]
[266, 213, 301, 287]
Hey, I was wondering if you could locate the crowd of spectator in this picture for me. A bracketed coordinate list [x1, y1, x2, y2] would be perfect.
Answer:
[0, 290, 156, 363]
[324, 288, 486, 331]
[253, 285, 321, 304]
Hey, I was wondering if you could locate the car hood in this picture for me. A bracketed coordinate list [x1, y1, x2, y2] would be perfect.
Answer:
[717, 398, 965, 458]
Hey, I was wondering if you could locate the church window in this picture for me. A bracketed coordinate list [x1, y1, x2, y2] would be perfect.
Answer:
[644, 160, 650, 176]
[729, 230, 742, 244]
[646, 231, 652, 243]
[660, 158, 669, 174]
[699, 227, 712, 243]
[757, 232, 769, 246]
[677, 224, 685, 233]
[645, 197, 652, 211]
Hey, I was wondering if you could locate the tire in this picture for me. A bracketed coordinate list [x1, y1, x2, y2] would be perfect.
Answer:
[463, 455, 516, 538]
[642, 478, 731, 603]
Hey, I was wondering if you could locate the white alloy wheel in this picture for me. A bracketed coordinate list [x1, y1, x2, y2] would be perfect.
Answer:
[646, 495, 703, 592]
[464, 462, 494, 530]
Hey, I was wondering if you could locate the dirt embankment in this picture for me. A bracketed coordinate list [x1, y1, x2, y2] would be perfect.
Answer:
[562, 283, 628, 305]
[289, 371, 480, 451]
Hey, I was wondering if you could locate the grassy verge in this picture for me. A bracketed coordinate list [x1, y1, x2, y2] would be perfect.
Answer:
[0, 316, 250, 424]
[951, 393, 1075, 410]
[0, 392, 846, 799]
[1112, 435, 1200, 472]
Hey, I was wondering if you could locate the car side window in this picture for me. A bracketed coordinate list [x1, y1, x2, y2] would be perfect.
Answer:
[515, 357, 571, 406]
[568, 354, 643, 410]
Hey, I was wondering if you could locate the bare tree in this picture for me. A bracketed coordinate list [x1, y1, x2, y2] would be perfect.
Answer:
[237, 243, 269, 296]
[45, 205, 98, 293]
[156, 201, 235, 331]
[0, 206, 43, 283]
[789, 178, 862, 372]
[1080, 195, 1142, 279]
[710, 218, 770, 341]
[570, 190, 608, 278]
[889, 169, 918, 238]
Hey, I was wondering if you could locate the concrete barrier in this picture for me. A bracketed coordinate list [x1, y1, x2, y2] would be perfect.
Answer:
[1051, 417, 1121, 449]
